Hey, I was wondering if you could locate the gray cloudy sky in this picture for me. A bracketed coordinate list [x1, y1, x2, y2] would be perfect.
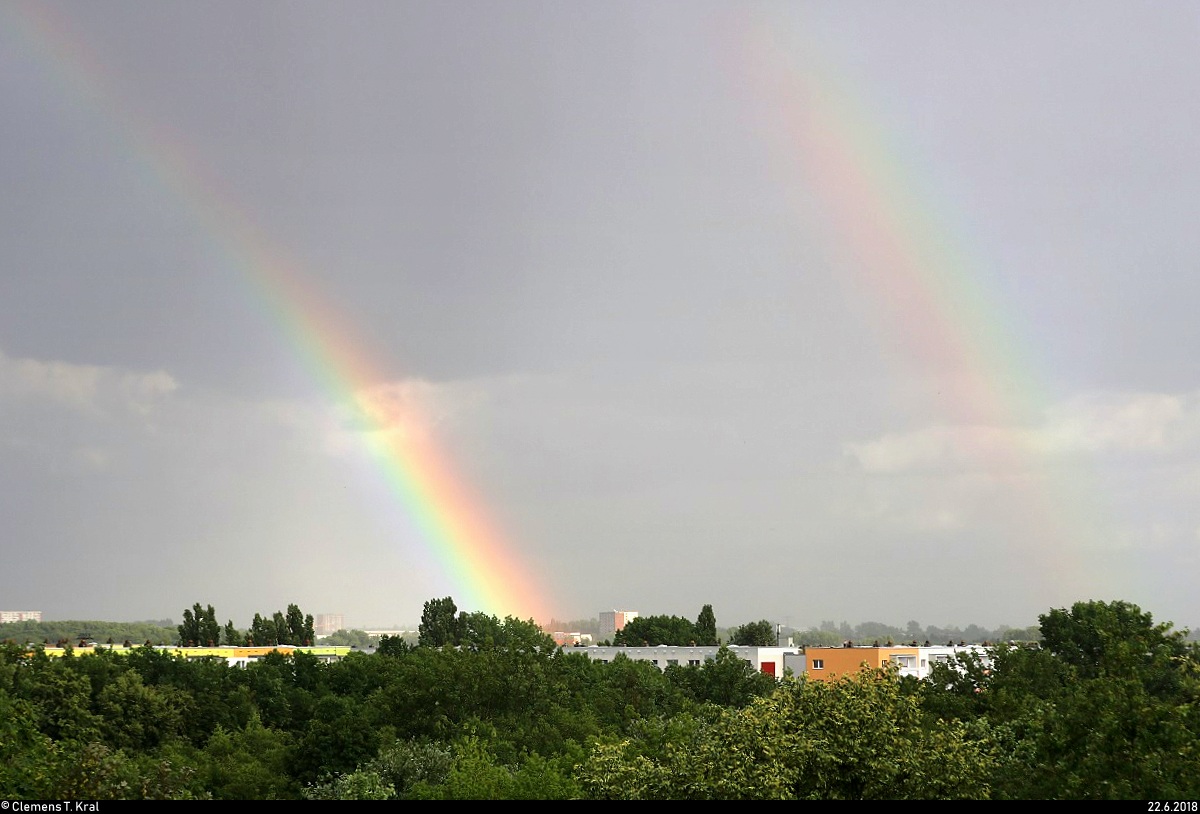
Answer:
[2, 1, 1199, 632]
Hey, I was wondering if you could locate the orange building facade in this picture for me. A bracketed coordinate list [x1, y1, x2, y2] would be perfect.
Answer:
[802, 646, 923, 681]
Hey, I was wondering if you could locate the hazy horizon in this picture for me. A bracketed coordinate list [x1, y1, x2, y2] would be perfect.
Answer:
[10, 599, 1196, 639]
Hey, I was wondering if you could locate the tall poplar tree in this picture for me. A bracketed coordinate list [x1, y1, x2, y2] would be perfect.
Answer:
[696, 604, 718, 646]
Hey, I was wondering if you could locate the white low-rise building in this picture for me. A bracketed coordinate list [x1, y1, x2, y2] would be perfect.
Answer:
[566, 642, 994, 682]
[0, 611, 43, 624]
[786, 643, 992, 682]
[567, 644, 799, 677]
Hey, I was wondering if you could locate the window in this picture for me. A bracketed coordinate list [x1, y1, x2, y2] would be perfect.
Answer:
[667, 659, 679, 666]
[688, 659, 701, 666]
[812, 659, 824, 669]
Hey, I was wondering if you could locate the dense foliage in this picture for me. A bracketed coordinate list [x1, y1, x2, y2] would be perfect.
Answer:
[0, 621, 176, 647]
[731, 619, 776, 646]
[0, 598, 1195, 800]
[610, 604, 725, 647]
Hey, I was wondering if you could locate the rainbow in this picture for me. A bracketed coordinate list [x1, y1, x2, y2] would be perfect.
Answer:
[739, 11, 1116, 606]
[3, 2, 552, 622]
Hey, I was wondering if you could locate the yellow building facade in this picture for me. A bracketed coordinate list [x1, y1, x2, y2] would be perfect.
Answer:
[31, 643, 351, 667]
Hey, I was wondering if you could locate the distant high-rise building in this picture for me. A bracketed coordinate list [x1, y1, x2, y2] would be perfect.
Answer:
[314, 614, 345, 636]
[0, 611, 42, 624]
[599, 610, 638, 641]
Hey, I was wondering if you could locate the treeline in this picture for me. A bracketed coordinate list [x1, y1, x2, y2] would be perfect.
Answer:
[177, 602, 315, 647]
[0, 615, 1037, 650]
[609, 606, 775, 647]
[790, 619, 1041, 647]
[0, 620, 177, 647]
[0, 603, 319, 649]
[597, 607, 1031, 649]
[318, 629, 380, 649]
[0, 598, 1197, 800]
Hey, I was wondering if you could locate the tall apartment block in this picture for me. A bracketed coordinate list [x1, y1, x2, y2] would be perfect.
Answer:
[599, 610, 638, 641]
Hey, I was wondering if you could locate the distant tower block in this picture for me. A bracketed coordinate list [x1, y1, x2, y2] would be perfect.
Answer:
[599, 610, 638, 641]
[314, 614, 345, 636]
[0, 611, 42, 624]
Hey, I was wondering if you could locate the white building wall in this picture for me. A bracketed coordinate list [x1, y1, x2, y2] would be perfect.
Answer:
[569, 644, 799, 677]
[918, 644, 991, 679]
[0, 611, 43, 624]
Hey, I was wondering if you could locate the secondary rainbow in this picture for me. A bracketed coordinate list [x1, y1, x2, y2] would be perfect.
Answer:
[739, 11, 1115, 606]
[4, 2, 552, 622]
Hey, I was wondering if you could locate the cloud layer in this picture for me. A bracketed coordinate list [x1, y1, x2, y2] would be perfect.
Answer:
[847, 392, 1200, 474]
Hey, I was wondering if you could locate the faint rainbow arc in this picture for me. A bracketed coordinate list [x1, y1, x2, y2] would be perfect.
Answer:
[741, 15, 1112, 606]
[5, 2, 551, 621]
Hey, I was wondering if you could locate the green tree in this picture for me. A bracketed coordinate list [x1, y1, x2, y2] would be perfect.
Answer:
[95, 670, 184, 750]
[613, 615, 698, 646]
[0, 689, 59, 798]
[377, 634, 411, 657]
[202, 714, 298, 800]
[286, 604, 304, 645]
[1039, 600, 1193, 693]
[21, 658, 103, 743]
[250, 613, 274, 646]
[458, 612, 556, 653]
[272, 612, 288, 646]
[408, 736, 579, 800]
[792, 628, 842, 647]
[304, 739, 454, 800]
[458, 611, 502, 650]
[201, 605, 221, 647]
[322, 629, 377, 649]
[304, 769, 394, 800]
[695, 604, 718, 646]
[581, 667, 993, 799]
[731, 620, 775, 647]
[178, 604, 201, 646]
[918, 600, 1200, 800]
[178, 603, 220, 646]
[419, 597, 461, 648]
[665, 645, 776, 707]
[370, 739, 453, 797]
[292, 694, 382, 784]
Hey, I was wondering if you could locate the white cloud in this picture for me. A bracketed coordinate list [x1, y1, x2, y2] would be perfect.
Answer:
[0, 351, 103, 409]
[847, 391, 1200, 474]
[0, 348, 177, 416]
[120, 370, 178, 415]
[315, 377, 493, 457]
[1036, 392, 1194, 454]
[0, 349, 501, 473]
[0, 349, 181, 470]
[846, 424, 1021, 474]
